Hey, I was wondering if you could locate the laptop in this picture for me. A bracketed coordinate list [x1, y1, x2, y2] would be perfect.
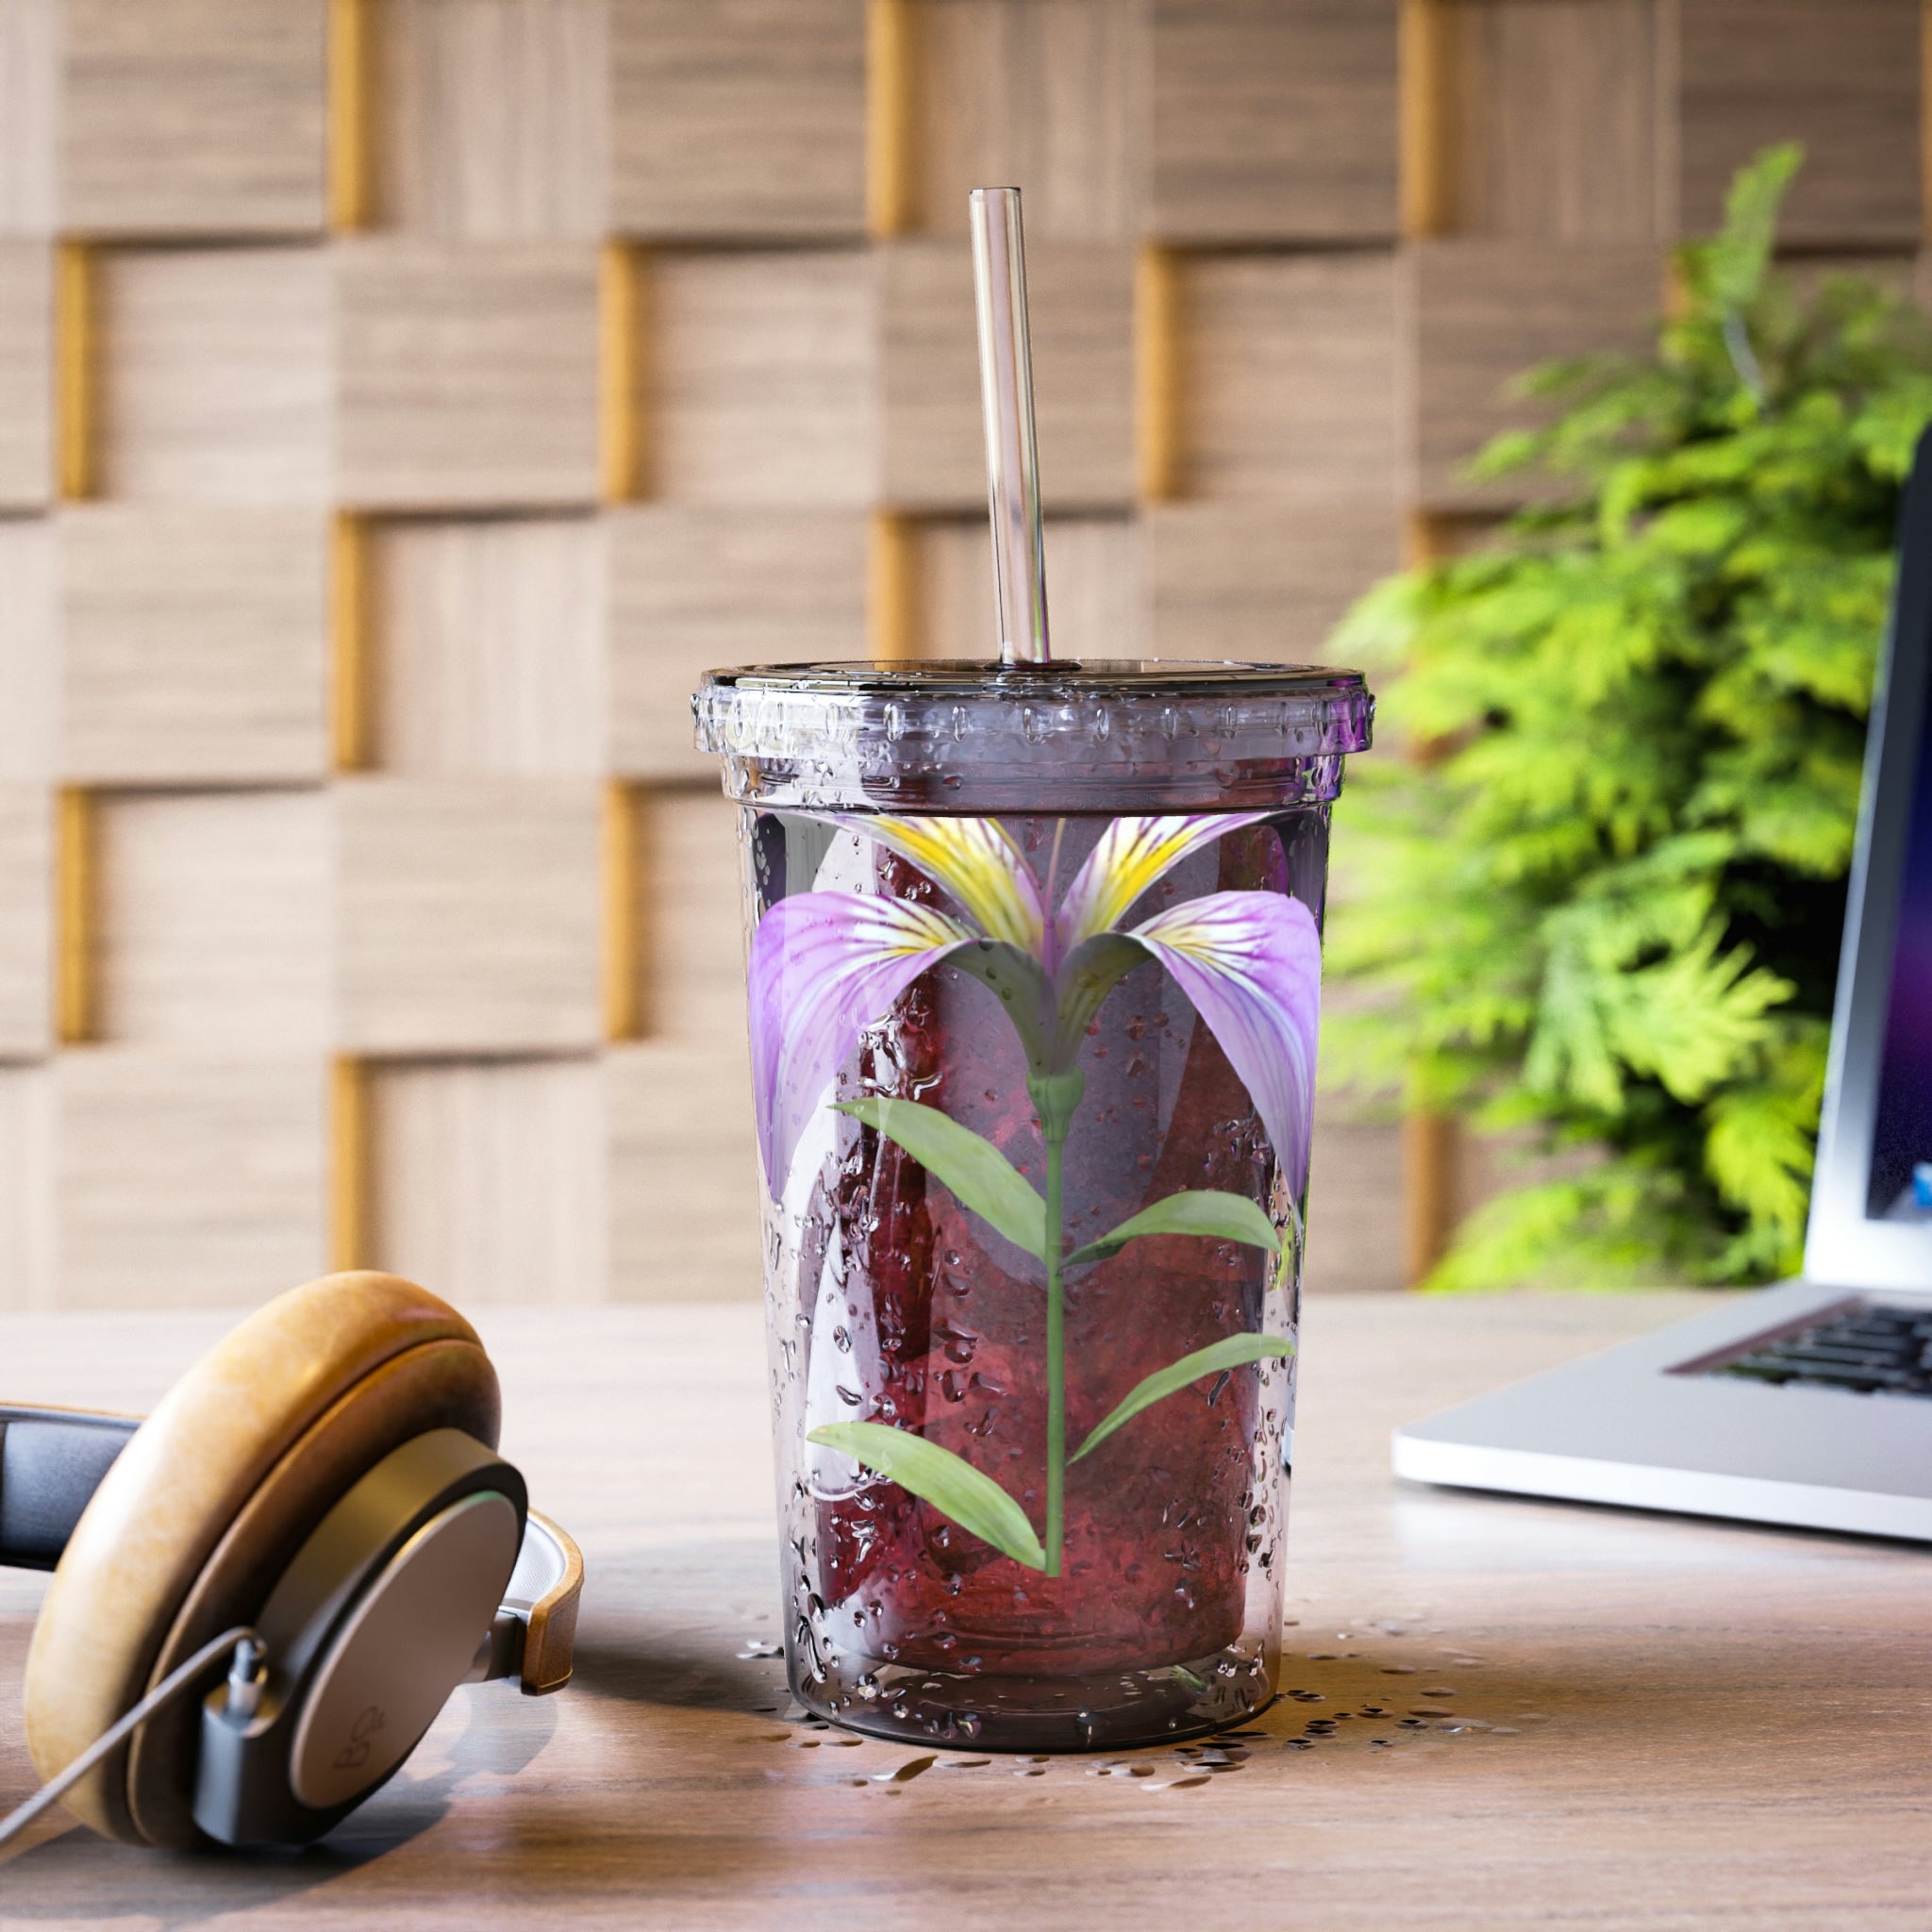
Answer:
[1391, 428, 1932, 1543]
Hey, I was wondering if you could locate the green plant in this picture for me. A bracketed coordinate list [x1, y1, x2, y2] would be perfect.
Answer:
[748, 810, 1307, 1573]
[1326, 147, 1932, 1289]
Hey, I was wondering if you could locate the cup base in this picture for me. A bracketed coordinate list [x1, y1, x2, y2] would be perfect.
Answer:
[791, 1645, 1274, 1753]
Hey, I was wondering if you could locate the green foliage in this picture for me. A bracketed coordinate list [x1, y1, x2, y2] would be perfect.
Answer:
[835, 1024, 1292, 1565]
[1070, 1333, 1294, 1464]
[1064, 1188, 1281, 1267]
[807, 1421, 1047, 1570]
[1326, 147, 1932, 1289]
[833, 1095, 1046, 1257]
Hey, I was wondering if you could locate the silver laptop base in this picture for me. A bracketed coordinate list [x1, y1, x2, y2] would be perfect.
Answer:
[1393, 1279, 1932, 1543]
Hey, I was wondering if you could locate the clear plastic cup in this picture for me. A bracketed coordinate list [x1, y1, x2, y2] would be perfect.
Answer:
[695, 658, 1372, 1750]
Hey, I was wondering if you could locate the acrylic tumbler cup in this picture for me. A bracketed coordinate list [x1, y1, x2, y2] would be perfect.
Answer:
[695, 658, 1373, 1751]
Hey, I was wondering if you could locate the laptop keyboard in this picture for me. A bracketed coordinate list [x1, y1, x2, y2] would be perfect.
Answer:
[1713, 1302, 1932, 1397]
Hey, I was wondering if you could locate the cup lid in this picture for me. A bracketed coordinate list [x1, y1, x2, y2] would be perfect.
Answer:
[693, 659, 1374, 812]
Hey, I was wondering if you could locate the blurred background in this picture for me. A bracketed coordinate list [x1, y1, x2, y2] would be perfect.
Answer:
[0, 0, 1922, 1309]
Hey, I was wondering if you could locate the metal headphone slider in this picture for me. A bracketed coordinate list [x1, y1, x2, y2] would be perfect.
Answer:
[221, 1638, 269, 1724]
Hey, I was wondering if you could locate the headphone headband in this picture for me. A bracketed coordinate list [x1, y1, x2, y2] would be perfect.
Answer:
[0, 1407, 140, 1572]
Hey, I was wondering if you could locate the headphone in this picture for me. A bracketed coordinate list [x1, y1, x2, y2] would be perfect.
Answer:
[0, 1271, 582, 1853]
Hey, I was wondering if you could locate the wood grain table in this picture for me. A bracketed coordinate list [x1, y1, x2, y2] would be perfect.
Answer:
[1, 1291, 1926, 1930]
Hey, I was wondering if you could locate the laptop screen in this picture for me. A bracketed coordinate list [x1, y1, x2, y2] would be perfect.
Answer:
[1806, 425, 1932, 1286]
[1868, 675, 1932, 1222]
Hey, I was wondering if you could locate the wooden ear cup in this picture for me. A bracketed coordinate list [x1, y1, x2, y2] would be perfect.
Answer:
[23, 1272, 500, 1850]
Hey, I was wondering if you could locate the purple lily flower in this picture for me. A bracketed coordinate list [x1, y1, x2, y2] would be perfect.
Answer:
[745, 812, 1323, 1198]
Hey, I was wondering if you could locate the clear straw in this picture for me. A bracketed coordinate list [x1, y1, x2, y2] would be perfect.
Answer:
[969, 187, 1050, 664]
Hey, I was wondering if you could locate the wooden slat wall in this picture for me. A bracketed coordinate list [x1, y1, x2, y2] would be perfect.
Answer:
[0, 0, 1920, 1307]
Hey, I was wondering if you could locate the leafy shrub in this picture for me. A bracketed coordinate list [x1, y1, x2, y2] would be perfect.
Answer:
[1326, 148, 1932, 1288]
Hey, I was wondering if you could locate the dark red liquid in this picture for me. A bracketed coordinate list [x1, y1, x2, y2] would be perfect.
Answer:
[795, 824, 1293, 1680]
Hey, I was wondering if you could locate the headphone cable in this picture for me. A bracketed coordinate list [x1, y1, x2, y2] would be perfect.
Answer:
[0, 1625, 262, 1854]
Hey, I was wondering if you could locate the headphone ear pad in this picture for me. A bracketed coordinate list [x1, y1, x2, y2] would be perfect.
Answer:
[24, 1272, 500, 1850]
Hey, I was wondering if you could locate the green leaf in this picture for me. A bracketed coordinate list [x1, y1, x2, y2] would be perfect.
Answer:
[1070, 1333, 1294, 1464]
[1065, 1190, 1281, 1268]
[834, 1096, 1045, 1258]
[808, 1421, 1046, 1570]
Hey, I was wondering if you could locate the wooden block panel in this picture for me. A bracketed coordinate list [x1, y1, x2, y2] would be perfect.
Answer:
[643, 789, 746, 1044]
[1303, 1106, 1404, 1293]
[0, 0, 57, 236]
[1146, 502, 1401, 662]
[59, 507, 329, 783]
[0, 516, 56, 780]
[59, 0, 327, 236]
[910, 0, 1143, 242]
[1441, 0, 1660, 243]
[372, 0, 608, 238]
[1150, 0, 1399, 242]
[0, 1065, 53, 1307]
[607, 1038, 761, 1300]
[608, 0, 867, 239]
[95, 246, 333, 505]
[1404, 241, 1658, 509]
[1676, 0, 1921, 247]
[0, 786, 51, 1058]
[916, 514, 1141, 660]
[372, 513, 604, 775]
[93, 790, 332, 1049]
[909, 516, 988, 662]
[880, 239, 1133, 509]
[337, 240, 601, 508]
[1179, 251, 1399, 508]
[54, 1049, 327, 1307]
[0, 240, 51, 506]
[650, 249, 875, 507]
[608, 508, 867, 778]
[336, 776, 603, 1053]
[371, 1056, 607, 1303]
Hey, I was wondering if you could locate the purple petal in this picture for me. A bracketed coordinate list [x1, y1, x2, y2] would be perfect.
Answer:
[746, 891, 973, 1197]
[1054, 813, 1273, 960]
[1131, 891, 1323, 1191]
[833, 814, 1046, 954]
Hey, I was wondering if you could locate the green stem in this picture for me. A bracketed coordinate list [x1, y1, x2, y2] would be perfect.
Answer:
[1043, 1130, 1066, 1578]
[1023, 1067, 1082, 1579]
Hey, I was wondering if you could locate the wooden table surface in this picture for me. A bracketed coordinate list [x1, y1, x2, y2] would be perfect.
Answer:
[1, 1291, 1926, 1930]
